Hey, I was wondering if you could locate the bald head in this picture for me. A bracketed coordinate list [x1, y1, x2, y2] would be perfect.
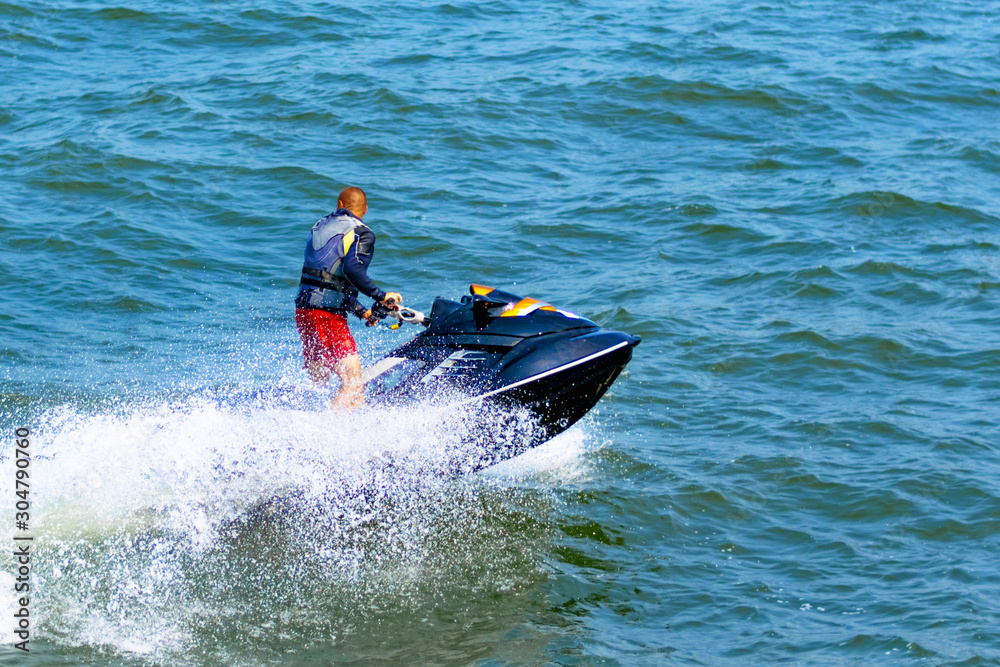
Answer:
[337, 186, 368, 219]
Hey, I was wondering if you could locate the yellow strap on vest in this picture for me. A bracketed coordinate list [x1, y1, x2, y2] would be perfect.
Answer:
[342, 229, 356, 255]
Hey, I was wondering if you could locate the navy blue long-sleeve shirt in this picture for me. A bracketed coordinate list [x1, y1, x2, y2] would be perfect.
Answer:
[342, 222, 385, 304]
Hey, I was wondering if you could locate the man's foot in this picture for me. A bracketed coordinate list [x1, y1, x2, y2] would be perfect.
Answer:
[330, 390, 364, 412]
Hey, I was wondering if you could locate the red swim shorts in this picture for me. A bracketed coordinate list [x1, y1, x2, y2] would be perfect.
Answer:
[295, 308, 358, 366]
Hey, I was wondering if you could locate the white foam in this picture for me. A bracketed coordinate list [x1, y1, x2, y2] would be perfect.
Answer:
[0, 390, 589, 663]
[482, 427, 595, 482]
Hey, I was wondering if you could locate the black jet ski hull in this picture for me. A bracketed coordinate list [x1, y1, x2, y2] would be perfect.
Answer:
[463, 336, 634, 470]
[487, 336, 633, 429]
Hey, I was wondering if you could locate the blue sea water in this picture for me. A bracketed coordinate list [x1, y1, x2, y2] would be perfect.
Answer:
[1, 0, 999, 664]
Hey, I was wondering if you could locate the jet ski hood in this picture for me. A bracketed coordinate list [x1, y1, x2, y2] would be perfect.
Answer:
[421, 284, 599, 339]
[369, 284, 638, 402]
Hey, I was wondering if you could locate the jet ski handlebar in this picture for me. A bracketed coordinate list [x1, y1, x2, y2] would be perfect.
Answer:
[371, 298, 430, 327]
[392, 306, 429, 326]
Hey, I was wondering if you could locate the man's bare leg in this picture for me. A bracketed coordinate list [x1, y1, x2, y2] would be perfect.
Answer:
[331, 353, 364, 411]
[305, 360, 332, 385]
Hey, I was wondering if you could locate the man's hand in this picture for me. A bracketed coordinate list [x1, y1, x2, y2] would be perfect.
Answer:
[362, 309, 379, 327]
[381, 292, 403, 310]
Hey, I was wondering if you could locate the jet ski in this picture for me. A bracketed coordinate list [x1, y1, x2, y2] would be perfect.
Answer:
[364, 284, 640, 471]
[231, 285, 639, 529]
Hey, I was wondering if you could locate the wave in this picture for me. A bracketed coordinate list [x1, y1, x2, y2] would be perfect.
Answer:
[844, 259, 936, 279]
[834, 191, 999, 227]
[0, 1, 34, 17]
[680, 221, 770, 244]
[0, 392, 592, 662]
[92, 7, 158, 22]
[878, 28, 946, 43]
[851, 79, 1000, 110]
[582, 75, 810, 114]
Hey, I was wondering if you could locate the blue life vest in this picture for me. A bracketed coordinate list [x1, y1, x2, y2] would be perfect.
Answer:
[296, 211, 367, 310]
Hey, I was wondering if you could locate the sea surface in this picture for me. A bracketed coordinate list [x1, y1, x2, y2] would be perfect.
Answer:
[1, 0, 999, 665]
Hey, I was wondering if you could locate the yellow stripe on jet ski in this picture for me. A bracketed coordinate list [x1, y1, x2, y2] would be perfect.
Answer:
[501, 297, 556, 317]
[471, 284, 495, 295]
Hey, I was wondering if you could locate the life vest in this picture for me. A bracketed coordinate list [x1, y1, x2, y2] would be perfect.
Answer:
[296, 210, 366, 310]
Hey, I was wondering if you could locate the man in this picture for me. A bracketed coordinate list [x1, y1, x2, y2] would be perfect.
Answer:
[294, 186, 402, 410]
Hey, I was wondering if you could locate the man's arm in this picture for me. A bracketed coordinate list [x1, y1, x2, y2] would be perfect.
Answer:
[345, 296, 370, 320]
[343, 227, 386, 303]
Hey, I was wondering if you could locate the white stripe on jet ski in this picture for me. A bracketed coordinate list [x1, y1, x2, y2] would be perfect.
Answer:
[461, 340, 630, 404]
[362, 356, 406, 383]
